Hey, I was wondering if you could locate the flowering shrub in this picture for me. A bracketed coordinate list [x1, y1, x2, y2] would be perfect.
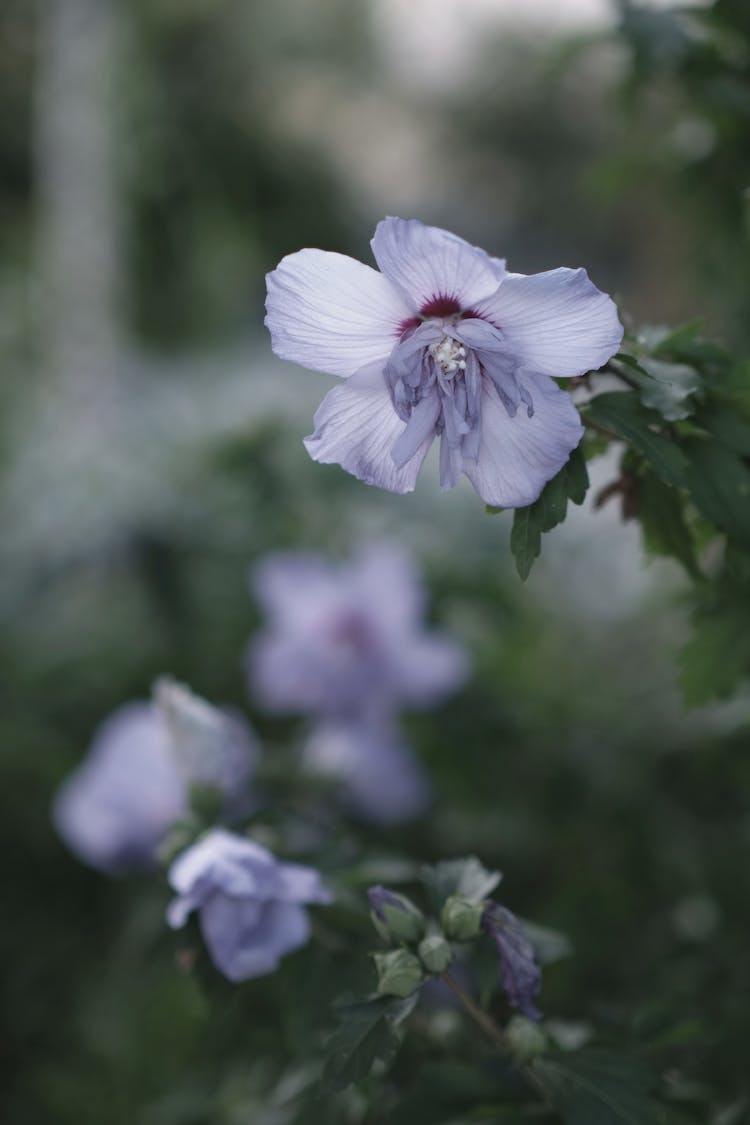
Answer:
[49, 185, 750, 1121]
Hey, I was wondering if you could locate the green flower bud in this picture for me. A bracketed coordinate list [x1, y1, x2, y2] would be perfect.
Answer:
[505, 1014, 548, 1063]
[441, 895, 484, 941]
[418, 934, 453, 974]
[373, 949, 424, 998]
[368, 885, 425, 944]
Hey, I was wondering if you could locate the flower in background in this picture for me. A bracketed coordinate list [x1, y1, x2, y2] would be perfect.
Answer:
[248, 543, 468, 823]
[166, 828, 332, 981]
[265, 216, 622, 507]
[303, 719, 430, 824]
[249, 543, 467, 720]
[53, 680, 258, 874]
[482, 901, 542, 1021]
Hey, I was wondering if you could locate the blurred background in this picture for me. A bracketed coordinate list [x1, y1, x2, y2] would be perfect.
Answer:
[2, 1, 750, 1121]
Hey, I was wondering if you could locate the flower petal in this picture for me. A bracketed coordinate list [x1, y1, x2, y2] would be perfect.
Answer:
[391, 391, 441, 468]
[275, 862, 333, 905]
[482, 902, 542, 1020]
[304, 361, 434, 493]
[303, 719, 431, 824]
[265, 249, 410, 378]
[200, 895, 310, 982]
[371, 217, 505, 313]
[168, 828, 277, 899]
[52, 702, 186, 874]
[463, 374, 584, 508]
[473, 267, 623, 378]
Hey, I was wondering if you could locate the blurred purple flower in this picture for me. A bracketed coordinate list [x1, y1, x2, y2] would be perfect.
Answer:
[482, 902, 542, 1021]
[265, 216, 622, 507]
[249, 543, 467, 720]
[166, 828, 332, 981]
[53, 681, 258, 874]
[303, 719, 430, 824]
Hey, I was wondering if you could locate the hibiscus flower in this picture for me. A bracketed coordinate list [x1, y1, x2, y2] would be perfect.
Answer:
[265, 216, 622, 507]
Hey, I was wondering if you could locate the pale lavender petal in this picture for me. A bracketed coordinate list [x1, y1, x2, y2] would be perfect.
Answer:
[265, 249, 410, 378]
[252, 554, 339, 628]
[391, 390, 441, 469]
[303, 720, 431, 824]
[250, 630, 348, 715]
[482, 902, 542, 1021]
[200, 895, 311, 982]
[53, 703, 186, 874]
[168, 828, 277, 899]
[393, 636, 470, 706]
[249, 542, 468, 718]
[275, 863, 334, 905]
[304, 361, 434, 493]
[462, 373, 584, 508]
[371, 217, 505, 312]
[473, 267, 623, 378]
[166, 889, 207, 930]
[249, 598, 384, 716]
[439, 431, 464, 490]
[347, 543, 425, 634]
[154, 679, 258, 796]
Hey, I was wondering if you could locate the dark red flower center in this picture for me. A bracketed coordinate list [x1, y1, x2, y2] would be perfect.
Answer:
[419, 294, 461, 318]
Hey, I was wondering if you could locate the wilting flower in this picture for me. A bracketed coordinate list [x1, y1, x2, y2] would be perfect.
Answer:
[265, 216, 622, 507]
[53, 681, 258, 874]
[249, 543, 467, 719]
[166, 829, 332, 981]
[482, 902, 542, 1021]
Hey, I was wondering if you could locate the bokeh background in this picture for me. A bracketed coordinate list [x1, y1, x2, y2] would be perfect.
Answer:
[2, 1, 750, 1121]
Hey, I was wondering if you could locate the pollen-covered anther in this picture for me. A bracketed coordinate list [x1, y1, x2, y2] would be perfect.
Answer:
[429, 336, 467, 376]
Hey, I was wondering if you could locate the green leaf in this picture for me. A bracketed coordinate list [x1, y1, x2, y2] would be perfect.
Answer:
[510, 506, 541, 581]
[533, 1048, 660, 1125]
[616, 355, 702, 421]
[633, 322, 728, 373]
[509, 446, 590, 579]
[682, 438, 750, 547]
[719, 360, 750, 417]
[385, 1059, 529, 1125]
[680, 545, 750, 705]
[585, 393, 688, 485]
[321, 994, 417, 1091]
[637, 470, 701, 579]
[698, 403, 750, 457]
[421, 856, 502, 906]
[680, 606, 750, 706]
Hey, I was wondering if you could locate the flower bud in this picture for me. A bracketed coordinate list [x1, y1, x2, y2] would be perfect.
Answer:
[373, 949, 424, 998]
[441, 895, 484, 941]
[368, 885, 425, 944]
[418, 934, 452, 974]
[505, 1014, 548, 1062]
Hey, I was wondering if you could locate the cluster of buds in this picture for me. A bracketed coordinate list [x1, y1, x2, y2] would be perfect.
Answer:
[366, 879, 542, 1022]
[367, 886, 430, 998]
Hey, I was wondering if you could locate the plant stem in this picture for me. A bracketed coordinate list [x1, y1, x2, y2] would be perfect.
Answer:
[439, 972, 548, 1101]
[439, 971, 507, 1051]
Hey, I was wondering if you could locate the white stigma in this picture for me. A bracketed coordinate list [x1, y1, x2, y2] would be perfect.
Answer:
[429, 336, 467, 376]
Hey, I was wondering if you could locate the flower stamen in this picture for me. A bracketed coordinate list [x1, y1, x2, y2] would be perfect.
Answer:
[429, 336, 467, 376]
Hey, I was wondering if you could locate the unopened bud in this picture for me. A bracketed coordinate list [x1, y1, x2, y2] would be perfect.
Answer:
[368, 885, 424, 944]
[441, 895, 483, 941]
[418, 934, 452, 974]
[505, 1014, 548, 1062]
[373, 949, 424, 998]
